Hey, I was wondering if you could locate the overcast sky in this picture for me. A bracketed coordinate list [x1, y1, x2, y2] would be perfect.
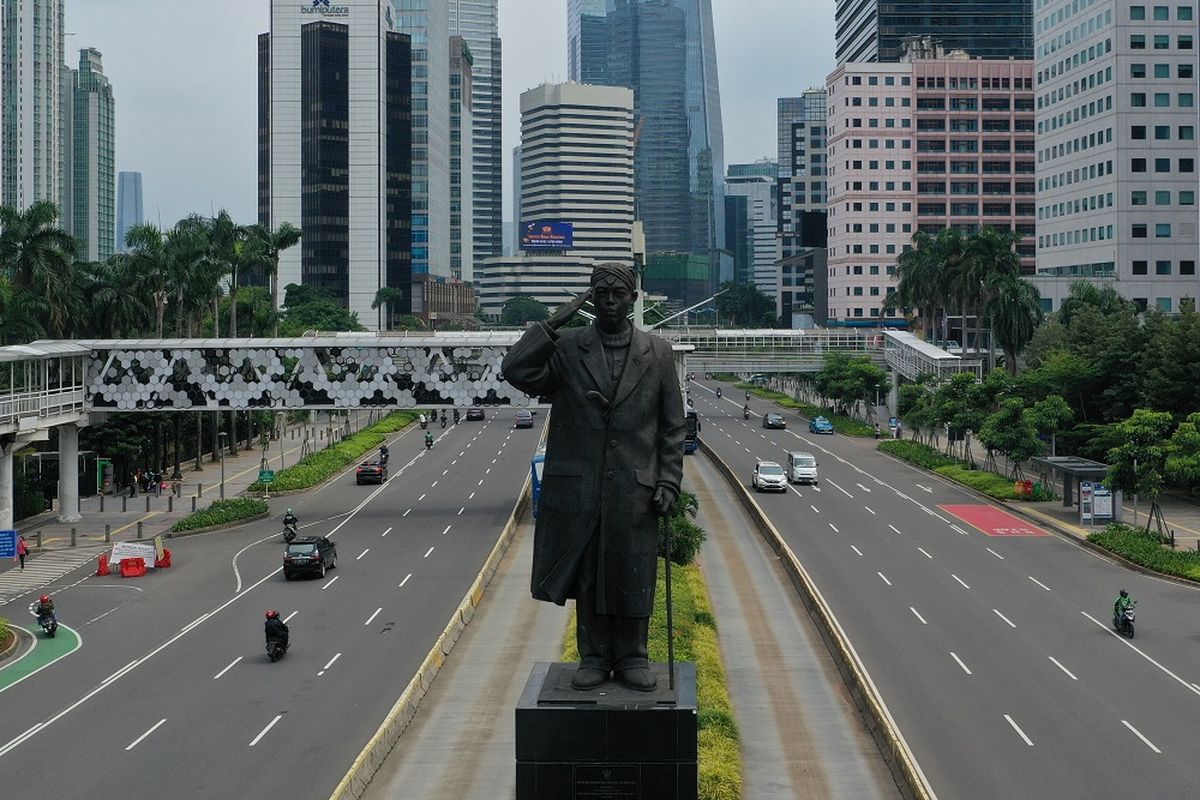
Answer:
[64, 0, 833, 227]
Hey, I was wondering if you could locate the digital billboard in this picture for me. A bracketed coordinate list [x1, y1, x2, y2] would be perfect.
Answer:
[521, 220, 574, 251]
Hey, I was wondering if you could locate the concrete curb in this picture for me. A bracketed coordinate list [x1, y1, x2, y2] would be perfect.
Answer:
[700, 439, 936, 800]
[0, 626, 21, 662]
[328, 470, 534, 800]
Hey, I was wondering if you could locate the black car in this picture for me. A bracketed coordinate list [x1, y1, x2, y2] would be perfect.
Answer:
[465, 407, 485, 421]
[762, 413, 786, 430]
[355, 461, 387, 485]
[514, 409, 534, 429]
[283, 536, 338, 580]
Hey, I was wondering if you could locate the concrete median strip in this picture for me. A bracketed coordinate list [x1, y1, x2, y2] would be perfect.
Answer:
[328, 469, 533, 800]
[700, 438, 938, 800]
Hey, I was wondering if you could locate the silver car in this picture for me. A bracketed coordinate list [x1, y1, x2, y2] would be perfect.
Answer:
[787, 451, 818, 485]
[752, 460, 788, 493]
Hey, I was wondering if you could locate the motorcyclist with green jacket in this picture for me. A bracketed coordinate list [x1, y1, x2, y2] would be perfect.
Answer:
[1113, 588, 1134, 620]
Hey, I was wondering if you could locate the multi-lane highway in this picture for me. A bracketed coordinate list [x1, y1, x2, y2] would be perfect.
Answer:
[691, 383, 1200, 799]
[0, 412, 540, 800]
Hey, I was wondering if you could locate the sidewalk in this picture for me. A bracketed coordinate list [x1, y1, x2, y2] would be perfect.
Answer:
[1, 410, 377, 573]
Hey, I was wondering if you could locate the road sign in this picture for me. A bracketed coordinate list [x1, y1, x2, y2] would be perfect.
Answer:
[0, 530, 15, 559]
[258, 470, 276, 484]
[1093, 485, 1113, 520]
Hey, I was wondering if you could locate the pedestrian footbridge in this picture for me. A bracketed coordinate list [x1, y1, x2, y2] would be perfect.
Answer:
[0, 329, 973, 526]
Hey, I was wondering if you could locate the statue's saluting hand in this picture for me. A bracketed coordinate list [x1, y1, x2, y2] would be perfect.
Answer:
[545, 289, 592, 331]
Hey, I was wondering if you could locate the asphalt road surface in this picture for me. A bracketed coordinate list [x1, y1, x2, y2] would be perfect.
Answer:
[691, 384, 1200, 799]
[0, 411, 540, 800]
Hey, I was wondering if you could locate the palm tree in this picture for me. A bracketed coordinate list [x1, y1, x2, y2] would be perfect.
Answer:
[968, 226, 1022, 370]
[0, 274, 48, 344]
[886, 231, 944, 339]
[245, 222, 302, 335]
[163, 224, 209, 337]
[124, 224, 171, 337]
[372, 286, 406, 330]
[82, 257, 153, 337]
[0, 200, 79, 337]
[986, 273, 1043, 376]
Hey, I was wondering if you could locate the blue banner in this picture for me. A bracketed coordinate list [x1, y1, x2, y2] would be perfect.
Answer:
[521, 220, 574, 251]
[0, 530, 15, 559]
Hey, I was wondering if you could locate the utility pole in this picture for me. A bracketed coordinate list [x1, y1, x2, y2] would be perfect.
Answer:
[632, 221, 647, 331]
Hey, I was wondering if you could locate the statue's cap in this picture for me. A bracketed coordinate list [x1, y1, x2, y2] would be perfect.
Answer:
[590, 262, 636, 293]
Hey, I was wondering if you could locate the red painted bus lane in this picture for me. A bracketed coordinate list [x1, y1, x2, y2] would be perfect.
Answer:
[939, 505, 1050, 537]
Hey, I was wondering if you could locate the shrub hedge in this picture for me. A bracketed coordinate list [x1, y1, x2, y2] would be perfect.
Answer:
[171, 498, 269, 533]
[563, 561, 742, 799]
[0, 617, 10, 648]
[878, 440, 1020, 501]
[247, 411, 419, 493]
[877, 440, 960, 470]
[1088, 523, 1200, 582]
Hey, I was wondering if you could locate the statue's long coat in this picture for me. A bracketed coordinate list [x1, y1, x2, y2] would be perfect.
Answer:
[502, 322, 685, 617]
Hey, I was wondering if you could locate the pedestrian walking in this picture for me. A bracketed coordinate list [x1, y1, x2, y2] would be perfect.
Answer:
[16, 533, 28, 570]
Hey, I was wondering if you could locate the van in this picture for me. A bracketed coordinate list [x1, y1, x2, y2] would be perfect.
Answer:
[787, 451, 818, 485]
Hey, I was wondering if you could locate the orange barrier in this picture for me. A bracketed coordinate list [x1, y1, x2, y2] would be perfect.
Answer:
[154, 548, 172, 569]
[119, 557, 147, 577]
[96, 553, 110, 576]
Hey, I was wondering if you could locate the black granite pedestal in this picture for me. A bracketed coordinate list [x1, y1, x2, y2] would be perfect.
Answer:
[515, 661, 698, 800]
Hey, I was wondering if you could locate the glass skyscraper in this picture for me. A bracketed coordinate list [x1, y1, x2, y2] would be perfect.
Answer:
[567, 0, 611, 85]
[576, 0, 724, 304]
[450, 0, 502, 269]
[835, 0, 1033, 63]
[116, 171, 142, 253]
[70, 48, 115, 262]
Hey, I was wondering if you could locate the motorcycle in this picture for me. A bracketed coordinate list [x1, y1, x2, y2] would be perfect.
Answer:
[37, 611, 58, 638]
[420, 420, 428, 430]
[425, 437, 434, 451]
[283, 522, 298, 544]
[266, 638, 288, 662]
[440, 415, 447, 428]
[715, 388, 722, 398]
[743, 407, 750, 420]
[745, 390, 751, 401]
[1113, 603, 1136, 638]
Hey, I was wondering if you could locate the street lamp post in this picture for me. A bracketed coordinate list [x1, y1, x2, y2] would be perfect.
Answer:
[218, 431, 228, 500]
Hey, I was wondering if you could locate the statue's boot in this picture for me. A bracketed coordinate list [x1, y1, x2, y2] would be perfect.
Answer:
[618, 667, 656, 692]
[571, 666, 608, 690]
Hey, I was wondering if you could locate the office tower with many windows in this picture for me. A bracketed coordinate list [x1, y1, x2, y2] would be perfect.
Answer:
[70, 48, 115, 262]
[1, 0, 66, 213]
[1032, 0, 1198, 314]
[450, 0, 502, 271]
[259, 0, 412, 329]
[836, 0, 1033, 63]
[568, 0, 611, 84]
[825, 54, 1036, 327]
[724, 161, 778, 296]
[449, 35, 474, 283]
[116, 171, 143, 253]
[777, 90, 829, 325]
[479, 83, 634, 316]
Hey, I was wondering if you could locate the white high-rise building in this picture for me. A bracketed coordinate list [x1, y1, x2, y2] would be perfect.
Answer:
[0, 0, 66, 213]
[479, 83, 634, 316]
[725, 162, 779, 297]
[449, 35, 474, 282]
[259, 0, 413, 329]
[1033, 0, 1199, 313]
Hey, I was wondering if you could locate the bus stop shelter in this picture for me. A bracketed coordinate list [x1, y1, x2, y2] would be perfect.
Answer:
[1030, 456, 1117, 514]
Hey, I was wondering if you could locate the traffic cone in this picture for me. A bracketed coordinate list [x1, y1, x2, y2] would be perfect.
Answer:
[97, 553, 110, 576]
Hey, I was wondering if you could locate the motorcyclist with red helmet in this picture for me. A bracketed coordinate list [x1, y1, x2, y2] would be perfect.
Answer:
[35, 594, 56, 624]
[264, 610, 289, 651]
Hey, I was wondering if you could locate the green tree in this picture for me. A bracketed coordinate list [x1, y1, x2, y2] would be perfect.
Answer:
[1142, 300, 1200, 415]
[1165, 412, 1200, 497]
[1026, 395, 1074, 457]
[1106, 409, 1175, 535]
[986, 272, 1043, 375]
[0, 200, 79, 337]
[932, 372, 988, 461]
[812, 352, 888, 417]
[372, 286, 407, 330]
[884, 230, 945, 340]
[81, 257, 153, 337]
[716, 282, 777, 327]
[244, 221, 302, 335]
[978, 397, 1042, 478]
[124, 224, 171, 337]
[501, 296, 550, 326]
[279, 283, 363, 335]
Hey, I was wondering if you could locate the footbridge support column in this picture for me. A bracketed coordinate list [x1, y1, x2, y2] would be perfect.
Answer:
[0, 440, 13, 531]
[888, 370, 899, 417]
[58, 423, 82, 523]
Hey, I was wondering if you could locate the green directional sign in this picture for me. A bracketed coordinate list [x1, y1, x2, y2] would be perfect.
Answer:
[258, 470, 276, 484]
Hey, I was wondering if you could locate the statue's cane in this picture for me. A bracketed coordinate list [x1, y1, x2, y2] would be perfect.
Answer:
[662, 511, 675, 692]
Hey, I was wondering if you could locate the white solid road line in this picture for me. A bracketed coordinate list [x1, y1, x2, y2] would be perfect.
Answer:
[1048, 656, 1078, 680]
[102, 660, 139, 685]
[213, 657, 242, 680]
[951, 525, 969, 536]
[249, 714, 283, 747]
[952, 574, 971, 589]
[125, 719, 167, 752]
[810, 505, 820, 514]
[864, 506, 876, 515]
[364, 608, 382, 626]
[829, 523, 839, 532]
[382, 527, 392, 537]
[1028, 576, 1052, 591]
[0, 724, 42, 757]
[826, 479, 854, 498]
[877, 572, 892, 586]
[850, 545, 863, 556]
[1122, 720, 1162, 754]
[423, 546, 435, 558]
[180, 613, 209, 633]
[356, 548, 370, 560]
[993, 609, 1017, 628]
[322, 576, 339, 590]
[398, 573, 412, 588]
[442, 524, 452, 535]
[1004, 714, 1034, 746]
[918, 547, 933, 559]
[1080, 611, 1200, 698]
[910, 607, 928, 625]
[950, 652, 973, 676]
[282, 610, 298, 624]
[986, 547, 1005, 560]
[889, 524, 903, 535]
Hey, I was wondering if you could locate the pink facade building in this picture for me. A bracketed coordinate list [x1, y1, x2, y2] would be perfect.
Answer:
[825, 54, 1036, 326]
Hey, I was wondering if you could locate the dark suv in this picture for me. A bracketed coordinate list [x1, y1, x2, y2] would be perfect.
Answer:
[283, 536, 338, 580]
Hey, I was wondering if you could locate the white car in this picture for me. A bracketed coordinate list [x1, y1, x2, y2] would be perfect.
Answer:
[752, 461, 788, 493]
[787, 451, 818, 485]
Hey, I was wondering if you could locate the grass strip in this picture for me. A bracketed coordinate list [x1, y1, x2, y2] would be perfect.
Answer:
[730, 381, 875, 437]
[247, 410, 419, 493]
[562, 560, 742, 800]
[171, 498, 269, 533]
[878, 440, 1020, 501]
[1088, 523, 1200, 582]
